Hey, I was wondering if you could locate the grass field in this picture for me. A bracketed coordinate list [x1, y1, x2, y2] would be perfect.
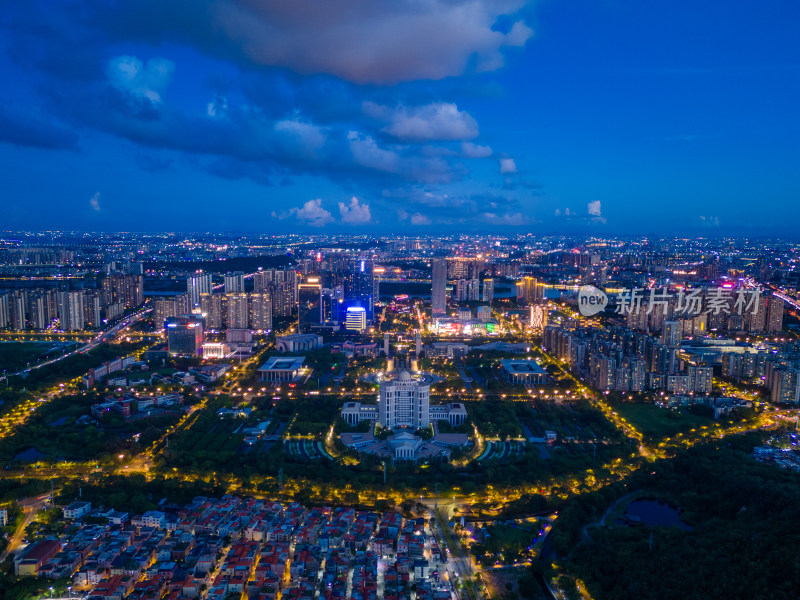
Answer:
[0, 341, 78, 372]
[613, 403, 713, 441]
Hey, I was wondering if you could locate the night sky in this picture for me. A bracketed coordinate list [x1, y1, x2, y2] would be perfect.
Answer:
[1, 0, 798, 233]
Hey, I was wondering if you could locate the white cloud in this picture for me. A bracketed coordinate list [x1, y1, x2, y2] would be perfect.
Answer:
[211, 0, 534, 84]
[461, 141, 492, 158]
[586, 201, 607, 224]
[365, 102, 479, 141]
[504, 21, 534, 47]
[410, 212, 431, 225]
[206, 95, 228, 117]
[499, 157, 517, 174]
[274, 119, 326, 157]
[286, 198, 334, 227]
[482, 211, 527, 226]
[107, 55, 174, 103]
[698, 215, 720, 227]
[338, 196, 372, 224]
[89, 192, 101, 212]
[347, 131, 400, 173]
[397, 208, 409, 221]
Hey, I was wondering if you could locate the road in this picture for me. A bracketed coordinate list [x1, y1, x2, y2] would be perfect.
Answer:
[0, 306, 153, 385]
[0, 494, 51, 563]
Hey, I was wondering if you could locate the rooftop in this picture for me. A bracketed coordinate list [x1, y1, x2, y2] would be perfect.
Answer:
[258, 356, 306, 372]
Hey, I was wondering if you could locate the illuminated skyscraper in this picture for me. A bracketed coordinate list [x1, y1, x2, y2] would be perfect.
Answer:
[187, 272, 212, 307]
[767, 296, 785, 332]
[516, 277, 544, 305]
[298, 277, 322, 332]
[482, 278, 494, 303]
[200, 293, 224, 329]
[662, 321, 681, 348]
[431, 259, 447, 317]
[154, 298, 177, 332]
[224, 271, 245, 293]
[226, 293, 249, 329]
[345, 306, 367, 333]
[249, 292, 272, 331]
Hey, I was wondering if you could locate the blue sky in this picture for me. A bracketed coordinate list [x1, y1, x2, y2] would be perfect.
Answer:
[1, 0, 798, 233]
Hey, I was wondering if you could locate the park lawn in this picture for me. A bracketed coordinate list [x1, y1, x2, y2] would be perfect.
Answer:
[0, 341, 79, 372]
[613, 403, 713, 441]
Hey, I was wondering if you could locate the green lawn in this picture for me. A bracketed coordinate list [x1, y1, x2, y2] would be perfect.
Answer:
[613, 403, 712, 441]
[0, 341, 79, 372]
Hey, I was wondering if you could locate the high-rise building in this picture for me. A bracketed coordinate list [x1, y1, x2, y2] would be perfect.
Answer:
[0, 294, 10, 329]
[431, 259, 447, 317]
[770, 368, 800, 404]
[166, 315, 204, 356]
[272, 281, 295, 318]
[224, 271, 245, 294]
[321, 286, 344, 324]
[154, 298, 177, 332]
[516, 277, 544, 304]
[455, 279, 468, 302]
[766, 296, 785, 333]
[482, 278, 494, 303]
[344, 260, 374, 318]
[378, 370, 431, 429]
[175, 293, 192, 317]
[297, 277, 322, 332]
[226, 293, 249, 329]
[662, 321, 681, 348]
[102, 274, 144, 309]
[58, 291, 85, 331]
[10, 292, 26, 330]
[530, 304, 548, 330]
[468, 278, 480, 301]
[345, 306, 367, 333]
[249, 292, 272, 331]
[747, 300, 766, 332]
[83, 292, 102, 329]
[187, 272, 212, 307]
[200, 293, 224, 329]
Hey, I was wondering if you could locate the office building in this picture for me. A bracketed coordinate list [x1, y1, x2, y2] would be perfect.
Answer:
[431, 259, 447, 317]
[378, 370, 431, 429]
[166, 315, 204, 356]
[321, 286, 344, 324]
[297, 277, 322, 332]
[343, 260, 374, 318]
[345, 306, 367, 333]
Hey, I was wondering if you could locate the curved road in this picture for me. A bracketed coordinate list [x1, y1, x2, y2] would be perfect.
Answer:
[0, 306, 152, 385]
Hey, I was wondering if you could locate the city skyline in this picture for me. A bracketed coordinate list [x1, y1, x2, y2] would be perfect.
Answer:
[1, 1, 799, 233]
